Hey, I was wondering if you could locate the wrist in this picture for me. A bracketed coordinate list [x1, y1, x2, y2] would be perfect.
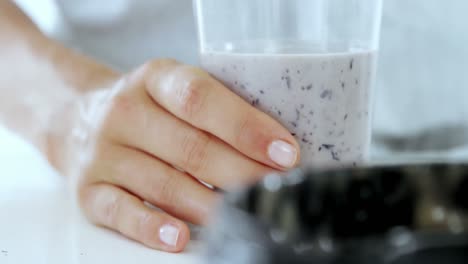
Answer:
[39, 42, 121, 174]
[45, 80, 120, 177]
[43, 40, 121, 93]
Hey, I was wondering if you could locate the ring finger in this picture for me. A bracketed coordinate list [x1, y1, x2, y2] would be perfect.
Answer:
[91, 143, 220, 225]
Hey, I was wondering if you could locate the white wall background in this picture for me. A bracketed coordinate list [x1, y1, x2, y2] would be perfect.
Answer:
[375, 0, 468, 136]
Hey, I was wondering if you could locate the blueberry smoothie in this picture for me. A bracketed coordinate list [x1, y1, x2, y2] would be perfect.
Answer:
[200, 51, 377, 167]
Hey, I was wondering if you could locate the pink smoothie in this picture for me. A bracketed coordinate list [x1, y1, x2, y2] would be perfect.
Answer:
[201, 51, 377, 167]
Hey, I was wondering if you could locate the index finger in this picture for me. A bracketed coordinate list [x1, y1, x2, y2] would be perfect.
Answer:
[140, 60, 300, 169]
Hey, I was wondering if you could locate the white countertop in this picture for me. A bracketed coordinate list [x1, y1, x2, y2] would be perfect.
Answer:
[0, 127, 202, 264]
[2, 124, 467, 264]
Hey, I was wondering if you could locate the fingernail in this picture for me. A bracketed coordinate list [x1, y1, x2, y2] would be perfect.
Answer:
[159, 224, 180, 247]
[268, 140, 297, 168]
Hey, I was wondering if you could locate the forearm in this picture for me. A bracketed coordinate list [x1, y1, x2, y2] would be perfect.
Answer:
[0, 0, 119, 169]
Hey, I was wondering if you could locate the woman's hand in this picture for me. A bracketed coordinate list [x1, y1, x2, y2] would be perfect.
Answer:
[0, 0, 299, 254]
[58, 59, 300, 252]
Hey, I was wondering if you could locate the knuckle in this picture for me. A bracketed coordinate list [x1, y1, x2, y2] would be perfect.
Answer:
[109, 92, 136, 117]
[175, 77, 208, 119]
[235, 111, 272, 153]
[236, 111, 255, 146]
[136, 59, 179, 81]
[102, 191, 123, 228]
[77, 167, 98, 191]
[180, 130, 210, 175]
[77, 184, 123, 229]
[141, 59, 179, 76]
[138, 213, 159, 244]
[100, 93, 133, 131]
[150, 170, 180, 206]
[101, 91, 140, 135]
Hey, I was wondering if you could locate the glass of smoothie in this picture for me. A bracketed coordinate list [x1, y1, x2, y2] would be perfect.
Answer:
[194, 0, 383, 167]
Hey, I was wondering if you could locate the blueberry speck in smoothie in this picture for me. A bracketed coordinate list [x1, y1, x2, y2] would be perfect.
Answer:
[300, 104, 304, 109]
[291, 133, 296, 136]
[331, 151, 340, 161]
[309, 111, 314, 116]
[297, 70, 301, 74]
[286, 69, 290, 74]
[349, 59, 354, 70]
[291, 122, 297, 127]
[344, 114, 348, 120]
[234, 81, 238, 85]
[301, 86, 305, 91]
[302, 138, 309, 143]
[282, 76, 292, 89]
[278, 110, 282, 116]
[295, 109, 301, 121]
[306, 84, 313, 90]
[341, 82, 345, 90]
[260, 90, 264, 94]
[240, 84, 246, 90]
[322, 144, 335, 150]
[321, 89, 332, 99]
[251, 98, 260, 107]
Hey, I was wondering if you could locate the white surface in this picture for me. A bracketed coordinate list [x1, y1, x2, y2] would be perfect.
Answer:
[0, 127, 202, 264]
[0, 121, 467, 264]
